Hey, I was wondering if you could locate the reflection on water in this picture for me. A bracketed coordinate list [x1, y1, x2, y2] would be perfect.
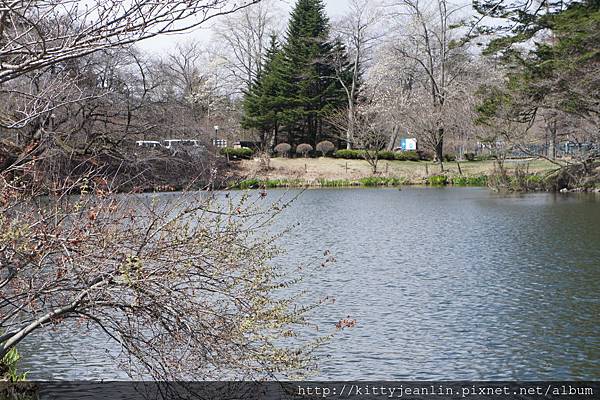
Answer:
[20, 188, 600, 380]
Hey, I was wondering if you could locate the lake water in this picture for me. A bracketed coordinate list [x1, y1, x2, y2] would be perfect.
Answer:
[19, 187, 600, 380]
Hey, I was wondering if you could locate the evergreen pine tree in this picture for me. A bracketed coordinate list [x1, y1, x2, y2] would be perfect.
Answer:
[241, 35, 287, 149]
[278, 0, 347, 146]
[241, 0, 351, 148]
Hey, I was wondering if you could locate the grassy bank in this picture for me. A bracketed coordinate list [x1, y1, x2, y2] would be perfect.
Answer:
[230, 157, 557, 189]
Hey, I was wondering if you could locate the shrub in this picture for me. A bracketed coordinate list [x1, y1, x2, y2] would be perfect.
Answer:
[333, 149, 400, 160]
[296, 143, 313, 158]
[417, 150, 434, 161]
[333, 149, 363, 159]
[220, 147, 254, 159]
[394, 151, 420, 161]
[377, 151, 396, 161]
[274, 143, 292, 157]
[427, 175, 448, 185]
[464, 152, 476, 161]
[443, 153, 457, 162]
[316, 140, 336, 156]
[526, 174, 543, 185]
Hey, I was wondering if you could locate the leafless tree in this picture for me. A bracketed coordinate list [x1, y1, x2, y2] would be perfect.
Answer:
[156, 41, 240, 139]
[331, 0, 383, 149]
[0, 164, 334, 380]
[328, 104, 390, 174]
[212, 0, 283, 91]
[366, 44, 418, 151]
[0, 0, 261, 85]
[386, 0, 476, 169]
[0, 1, 253, 187]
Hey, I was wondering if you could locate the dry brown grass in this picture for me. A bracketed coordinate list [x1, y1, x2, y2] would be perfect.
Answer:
[239, 157, 557, 183]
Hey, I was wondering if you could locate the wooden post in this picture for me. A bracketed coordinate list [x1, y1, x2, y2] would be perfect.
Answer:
[345, 162, 348, 174]
[425, 163, 429, 175]
[305, 163, 307, 173]
[385, 163, 389, 174]
[456, 161, 463, 176]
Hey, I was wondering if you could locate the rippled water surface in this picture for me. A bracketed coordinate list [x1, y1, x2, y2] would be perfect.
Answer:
[20, 188, 600, 379]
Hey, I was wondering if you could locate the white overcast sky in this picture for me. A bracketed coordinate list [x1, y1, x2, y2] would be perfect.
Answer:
[137, 0, 351, 55]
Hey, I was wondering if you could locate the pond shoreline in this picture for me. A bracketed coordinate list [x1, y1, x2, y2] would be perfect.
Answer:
[227, 176, 489, 189]
[228, 158, 600, 192]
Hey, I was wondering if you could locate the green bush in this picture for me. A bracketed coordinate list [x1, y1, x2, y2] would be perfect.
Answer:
[333, 149, 408, 161]
[394, 151, 420, 161]
[464, 152, 477, 161]
[220, 147, 254, 159]
[333, 149, 364, 159]
[377, 151, 396, 160]
[427, 175, 448, 185]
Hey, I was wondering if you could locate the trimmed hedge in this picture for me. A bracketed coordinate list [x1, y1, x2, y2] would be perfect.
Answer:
[296, 143, 313, 157]
[274, 143, 292, 156]
[316, 140, 336, 156]
[220, 147, 254, 159]
[333, 149, 363, 159]
[333, 149, 420, 161]
[394, 151, 420, 161]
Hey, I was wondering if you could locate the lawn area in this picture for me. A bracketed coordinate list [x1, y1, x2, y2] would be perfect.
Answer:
[238, 157, 558, 185]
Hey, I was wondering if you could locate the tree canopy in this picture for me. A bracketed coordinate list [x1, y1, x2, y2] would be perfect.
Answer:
[241, 0, 352, 149]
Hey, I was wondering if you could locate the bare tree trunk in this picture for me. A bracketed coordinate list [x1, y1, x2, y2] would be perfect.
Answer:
[387, 126, 399, 151]
[346, 105, 354, 149]
[550, 120, 557, 160]
[436, 128, 444, 171]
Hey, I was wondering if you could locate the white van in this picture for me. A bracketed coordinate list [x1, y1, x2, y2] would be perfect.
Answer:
[162, 139, 201, 149]
[136, 141, 163, 148]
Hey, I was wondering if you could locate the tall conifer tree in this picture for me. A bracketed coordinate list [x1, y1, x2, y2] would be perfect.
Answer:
[241, 35, 287, 148]
[241, 0, 351, 148]
[279, 0, 342, 146]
